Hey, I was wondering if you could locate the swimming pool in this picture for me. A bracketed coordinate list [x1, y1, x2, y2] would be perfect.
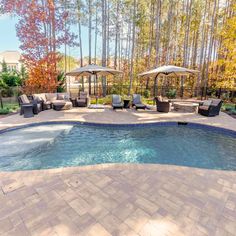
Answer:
[0, 122, 235, 171]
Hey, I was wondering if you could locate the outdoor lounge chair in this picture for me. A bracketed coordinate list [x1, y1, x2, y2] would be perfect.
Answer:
[76, 91, 89, 107]
[132, 94, 146, 110]
[198, 99, 222, 117]
[18, 94, 42, 115]
[155, 96, 171, 113]
[112, 95, 124, 109]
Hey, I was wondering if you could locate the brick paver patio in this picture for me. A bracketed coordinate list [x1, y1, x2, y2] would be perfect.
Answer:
[0, 164, 236, 236]
[0, 109, 236, 235]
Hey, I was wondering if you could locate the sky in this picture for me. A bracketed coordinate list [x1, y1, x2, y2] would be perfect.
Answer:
[0, 15, 20, 52]
[0, 15, 100, 59]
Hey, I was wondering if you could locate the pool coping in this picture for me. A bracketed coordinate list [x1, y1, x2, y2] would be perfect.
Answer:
[0, 163, 236, 176]
[0, 120, 236, 137]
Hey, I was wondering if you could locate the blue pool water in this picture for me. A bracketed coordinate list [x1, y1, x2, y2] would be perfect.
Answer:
[0, 123, 235, 171]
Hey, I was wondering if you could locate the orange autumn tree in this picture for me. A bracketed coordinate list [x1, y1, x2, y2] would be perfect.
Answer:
[24, 53, 61, 94]
[1, 0, 77, 93]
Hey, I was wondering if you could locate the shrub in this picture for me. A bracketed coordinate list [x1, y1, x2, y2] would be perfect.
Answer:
[1, 87, 14, 97]
[0, 108, 10, 114]
[166, 89, 176, 99]
[57, 71, 66, 92]
[143, 89, 150, 98]
[1, 72, 21, 87]
[110, 85, 121, 95]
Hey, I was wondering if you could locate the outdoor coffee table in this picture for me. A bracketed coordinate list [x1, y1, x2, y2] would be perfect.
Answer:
[173, 102, 199, 113]
[22, 104, 34, 118]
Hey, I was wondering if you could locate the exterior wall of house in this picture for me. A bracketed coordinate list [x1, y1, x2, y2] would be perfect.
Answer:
[0, 50, 23, 71]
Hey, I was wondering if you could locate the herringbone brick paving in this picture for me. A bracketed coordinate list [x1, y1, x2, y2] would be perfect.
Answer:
[0, 164, 236, 236]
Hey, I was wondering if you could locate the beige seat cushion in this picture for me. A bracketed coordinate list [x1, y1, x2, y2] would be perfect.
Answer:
[39, 93, 47, 102]
[52, 100, 66, 106]
[53, 101, 72, 110]
[46, 93, 57, 102]
[211, 99, 221, 106]
[79, 92, 88, 99]
[20, 95, 30, 104]
[58, 93, 70, 101]
[203, 100, 212, 106]
[199, 105, 209, 110]
[77, 98, 86, 103]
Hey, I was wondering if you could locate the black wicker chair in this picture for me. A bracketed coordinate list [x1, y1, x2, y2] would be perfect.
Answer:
[155, 96, 171, 113]
[18, 94, 42, 115]
[198, 99, 222, 117]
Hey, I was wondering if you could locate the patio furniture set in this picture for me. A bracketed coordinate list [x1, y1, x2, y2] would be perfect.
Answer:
[18, 91, 223, 118]
[18, 91, 89, 118]
[112, 94, 146, 110]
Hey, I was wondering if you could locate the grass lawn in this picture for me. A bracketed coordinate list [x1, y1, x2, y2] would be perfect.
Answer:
[222, 103, 236, 118]
[0, 102, 19, 115]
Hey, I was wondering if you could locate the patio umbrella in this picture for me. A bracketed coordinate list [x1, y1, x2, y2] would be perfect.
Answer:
[66, 64, 123, 96]
[138, 65, 199, 97]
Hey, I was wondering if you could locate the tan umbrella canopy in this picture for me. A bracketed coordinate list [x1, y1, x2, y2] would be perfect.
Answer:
[139, 65, 199, 78]
[66, 64, 123, 77]
[138, 65, 199, 97]
[66, 64, 122, 96]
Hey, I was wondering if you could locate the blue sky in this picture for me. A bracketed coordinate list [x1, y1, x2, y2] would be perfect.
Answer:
[0, 15, 100, 59]
[0, 15, 20, 52]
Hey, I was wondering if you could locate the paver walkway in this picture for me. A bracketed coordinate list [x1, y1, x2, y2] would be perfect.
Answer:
[0, 109, 236, 235]
[0, 164, 236, 236]
[0, 107, 236, 131]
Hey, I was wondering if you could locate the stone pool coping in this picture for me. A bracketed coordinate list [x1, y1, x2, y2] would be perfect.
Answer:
[1, 120, 236, 137]
[0, 162, 236, 177]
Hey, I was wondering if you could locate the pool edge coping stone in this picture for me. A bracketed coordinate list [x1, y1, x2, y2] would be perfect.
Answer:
[0, 120, 236, 137]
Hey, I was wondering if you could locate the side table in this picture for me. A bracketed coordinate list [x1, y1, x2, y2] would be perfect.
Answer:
[124, 99, 130, 108]
[70, 98, 77, 107]
[22, 104, 34, 118]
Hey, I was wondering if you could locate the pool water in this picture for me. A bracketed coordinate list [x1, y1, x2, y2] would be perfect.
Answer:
[0, 124, 235, 171]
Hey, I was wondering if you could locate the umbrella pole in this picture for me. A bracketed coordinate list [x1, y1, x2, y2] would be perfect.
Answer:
[95, 74, 98, 106]
[153, 74, 158, 97]
[153, 74, 158, 105]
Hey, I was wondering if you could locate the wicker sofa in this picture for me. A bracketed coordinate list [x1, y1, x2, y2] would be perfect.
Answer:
[32, 93, 73, 111]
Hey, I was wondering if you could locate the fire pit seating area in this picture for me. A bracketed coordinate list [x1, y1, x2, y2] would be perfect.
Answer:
[32, 93, 73, 111]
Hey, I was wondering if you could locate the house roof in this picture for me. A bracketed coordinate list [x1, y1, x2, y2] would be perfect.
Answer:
[0, 51, 22, 64]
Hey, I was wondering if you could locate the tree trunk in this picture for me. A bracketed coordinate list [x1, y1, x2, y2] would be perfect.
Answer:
[102, 0, 107, 97]
[94, 1, 98, 64]
[88, 0, 92, 95]
[204, 0, 217, 94]
[114, 0, 120, 69]
[155, 0, 161, 66]
[128, 0, 136, 96]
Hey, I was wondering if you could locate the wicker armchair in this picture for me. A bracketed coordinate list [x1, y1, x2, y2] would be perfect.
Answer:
[76, 91, 90, 107]
[155, 96, 171, 113]
[198, 99, 222, 117]
[18, 94, 43, 115]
